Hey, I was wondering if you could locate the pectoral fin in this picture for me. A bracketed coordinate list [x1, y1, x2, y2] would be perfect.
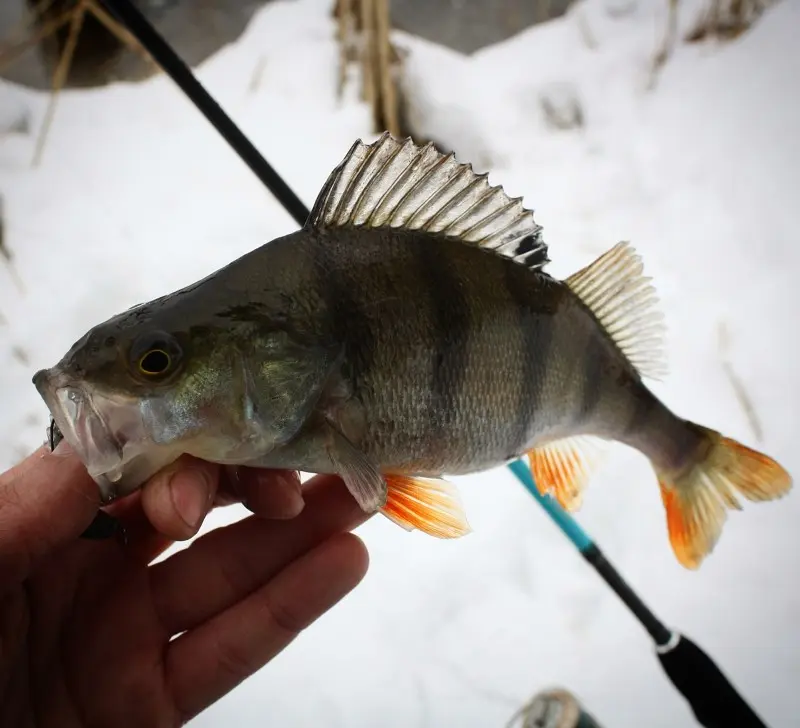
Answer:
[246, 333, 341, 446]
[323, 422, 388, 512]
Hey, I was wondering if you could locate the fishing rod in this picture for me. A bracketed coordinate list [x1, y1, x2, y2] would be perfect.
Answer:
[93, 1, 770, 725]
[508, 461, 766, 727]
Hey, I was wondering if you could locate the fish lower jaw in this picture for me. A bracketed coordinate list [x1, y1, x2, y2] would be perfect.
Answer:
[86, 464, 135, 504]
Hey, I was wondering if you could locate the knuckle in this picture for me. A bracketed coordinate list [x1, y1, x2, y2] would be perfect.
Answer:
[215, 549, 253, 598]
[262, 592, 307, 636]
[214, 634, 257, 683]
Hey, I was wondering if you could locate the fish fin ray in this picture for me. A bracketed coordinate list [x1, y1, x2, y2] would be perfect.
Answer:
[526, 436, 605, 511]
[656, 424, 792, 569]
[380, 475, 471, 538]
[565, 241, 667, 381]
[324, 423, 387, 512]
[308, 132, 549, 270]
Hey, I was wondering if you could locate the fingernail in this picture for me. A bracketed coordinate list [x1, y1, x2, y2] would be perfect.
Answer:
[170, 468, 213, 530]
[275, 471, 305, 518]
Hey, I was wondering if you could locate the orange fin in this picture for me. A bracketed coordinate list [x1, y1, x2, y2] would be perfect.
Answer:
[657, 426, 792, 569]
[526, 436, 604, 511]
[380, 475, 471, 539]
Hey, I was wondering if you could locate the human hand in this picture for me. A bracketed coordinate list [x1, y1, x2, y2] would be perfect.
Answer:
[0, 443, 370, 727]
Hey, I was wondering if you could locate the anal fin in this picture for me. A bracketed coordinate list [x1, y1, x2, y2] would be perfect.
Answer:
[380, 475, 471, 539]
[526, 436, 604, 511]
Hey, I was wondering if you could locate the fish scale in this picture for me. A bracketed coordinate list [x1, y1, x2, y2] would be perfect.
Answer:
[304, 229, 553, 474]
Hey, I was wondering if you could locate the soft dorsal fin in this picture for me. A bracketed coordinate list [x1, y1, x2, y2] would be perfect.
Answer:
[565, 241, 667, 381]
[308, 132, 549, 270]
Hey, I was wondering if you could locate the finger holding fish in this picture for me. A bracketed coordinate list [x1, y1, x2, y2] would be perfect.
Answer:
[0, 442, 99, 586]
[219, 466, 305, 520]
[109, 461, 307, 545]
[79, 461, 307, 568]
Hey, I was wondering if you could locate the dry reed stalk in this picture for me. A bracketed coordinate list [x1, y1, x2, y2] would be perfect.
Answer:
[31, 0, 88, 167]
[0, 0, 156, 166]
[334, 0, 402, 136]
[373, 0, 399, 136]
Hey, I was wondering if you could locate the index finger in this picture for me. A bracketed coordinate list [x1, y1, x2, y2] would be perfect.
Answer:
[138, 460, 307, 544]
[0, 442, 99, 587]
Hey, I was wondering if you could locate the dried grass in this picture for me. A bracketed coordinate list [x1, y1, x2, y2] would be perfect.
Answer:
[333, 0, 404, 137]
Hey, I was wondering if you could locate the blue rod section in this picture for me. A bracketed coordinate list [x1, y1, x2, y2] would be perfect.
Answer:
[507, 458, 672, 645]
[507, 459, 593, 552]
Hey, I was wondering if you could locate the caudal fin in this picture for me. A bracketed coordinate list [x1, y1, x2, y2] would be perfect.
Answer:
[657, 425, 792, 569]
[380, 475, 472, 538]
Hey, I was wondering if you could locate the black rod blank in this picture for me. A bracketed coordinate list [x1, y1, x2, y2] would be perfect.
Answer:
[99, 0, 310, 227]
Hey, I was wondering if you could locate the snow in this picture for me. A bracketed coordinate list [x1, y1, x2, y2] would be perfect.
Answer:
[2, 0, 799, 725]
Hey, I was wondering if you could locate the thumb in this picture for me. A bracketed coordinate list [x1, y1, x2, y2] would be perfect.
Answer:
[0, 441, 100, 588]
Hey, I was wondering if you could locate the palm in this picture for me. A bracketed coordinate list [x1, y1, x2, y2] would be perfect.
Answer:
[0, 450, 368, 728]
[7, 545, 169, 727]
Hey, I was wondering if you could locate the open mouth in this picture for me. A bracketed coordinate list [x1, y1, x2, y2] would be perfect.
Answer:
[33, 369, 151, 502]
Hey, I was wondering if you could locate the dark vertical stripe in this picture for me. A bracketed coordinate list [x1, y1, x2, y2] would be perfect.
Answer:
[416, 241, 471, 440]
[578, 332, 607, 420]
[314, 240, 375, 391]
[504, 264, 555, 455]
[623, 380, 657, 437]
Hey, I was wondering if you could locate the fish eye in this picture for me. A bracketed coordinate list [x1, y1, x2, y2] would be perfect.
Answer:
[138, 349, 171, 376]
[129, 331, 182, 380]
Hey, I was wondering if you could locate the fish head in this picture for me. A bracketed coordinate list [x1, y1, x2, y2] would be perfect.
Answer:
[32, 302, 238, 503]
[33, 293, 339, 503]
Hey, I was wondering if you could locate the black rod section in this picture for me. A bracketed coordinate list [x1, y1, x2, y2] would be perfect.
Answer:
[584, 545, 767, 727]
[657, 635, 767, 728]
[582, 544, 672, 646]
[99, 0, 311, 227]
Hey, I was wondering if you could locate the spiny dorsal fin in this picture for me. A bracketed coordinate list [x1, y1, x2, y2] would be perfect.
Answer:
[565, 241, 667, 381]
[308, 132, 549, 270]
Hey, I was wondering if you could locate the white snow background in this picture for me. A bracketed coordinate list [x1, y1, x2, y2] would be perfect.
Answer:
[1, 0, 798, 725]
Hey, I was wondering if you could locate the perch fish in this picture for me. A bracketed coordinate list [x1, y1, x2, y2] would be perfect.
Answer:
[33, 133, 792, 568]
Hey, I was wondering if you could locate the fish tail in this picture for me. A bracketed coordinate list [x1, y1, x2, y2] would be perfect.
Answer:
[655, 423, 792, 569]
[527, 241, 791, 569]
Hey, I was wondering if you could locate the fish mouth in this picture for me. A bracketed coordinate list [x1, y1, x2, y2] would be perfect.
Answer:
[33, 369, 153, 503]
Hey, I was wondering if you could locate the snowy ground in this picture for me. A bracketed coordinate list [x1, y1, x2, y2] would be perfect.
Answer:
[1, 0, 799, 726]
